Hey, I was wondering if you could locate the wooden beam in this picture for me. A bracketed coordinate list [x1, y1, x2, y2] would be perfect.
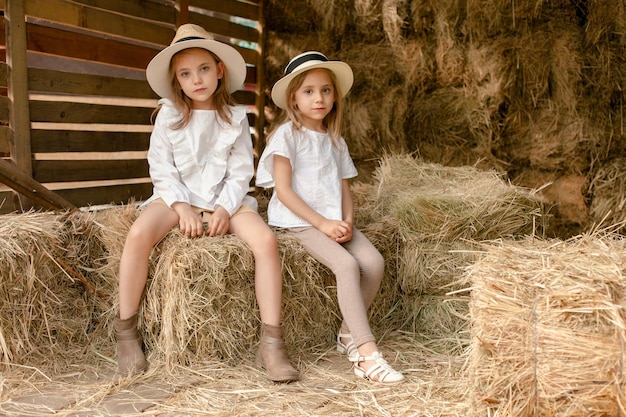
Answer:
[5, 0, 32, 174]
[0, 158, 75, 210]
[5, 0, 34, 211]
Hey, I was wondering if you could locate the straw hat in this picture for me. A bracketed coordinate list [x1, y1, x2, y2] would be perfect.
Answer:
[271, 51, 354, 110]
[146, 24, 246, 98]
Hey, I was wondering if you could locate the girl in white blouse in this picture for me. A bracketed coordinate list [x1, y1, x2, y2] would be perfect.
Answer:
[257, 52, 404, 384]
[114, 24, 298, 383]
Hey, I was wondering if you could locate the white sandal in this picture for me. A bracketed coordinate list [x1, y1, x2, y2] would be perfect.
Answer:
[336, 331, 358, 361]
[351, 351, 405, 384]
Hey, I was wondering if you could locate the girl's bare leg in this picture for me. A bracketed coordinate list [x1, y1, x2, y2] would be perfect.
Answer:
[229, 212, 282, 325]
[118, 203, 179, 319]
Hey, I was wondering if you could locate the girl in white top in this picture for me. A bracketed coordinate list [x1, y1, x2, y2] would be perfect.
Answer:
[257, 52, 404, 384]
[115, 24, 298, 383]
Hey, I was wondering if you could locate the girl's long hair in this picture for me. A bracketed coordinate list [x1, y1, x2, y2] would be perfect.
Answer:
[269, 68, 344, 146]
[151, 48, 235, 128]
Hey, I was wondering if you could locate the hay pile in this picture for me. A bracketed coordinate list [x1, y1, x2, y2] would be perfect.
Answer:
[0, 211, 104, 370]
[466, 233, 626, 416]
[370, 155, 548, 349]
[263, 0, 626, 236]
[0, 154, 549, 372]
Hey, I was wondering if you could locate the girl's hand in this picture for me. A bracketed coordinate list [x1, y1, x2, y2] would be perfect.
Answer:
[205, 206, 230, 236]
[172, 202, 204, 238]
[319, 219, 352, 243]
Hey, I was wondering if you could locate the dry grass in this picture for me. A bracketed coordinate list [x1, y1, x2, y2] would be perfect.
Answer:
[589, 157, 626, 233]
[2, 154, 622, 415]
[466, 232, 626, 416]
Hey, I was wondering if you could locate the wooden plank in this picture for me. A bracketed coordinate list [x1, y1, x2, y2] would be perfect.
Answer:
[0, 95, 9, 123]
[28, 67, 156, 98]
[0, 190, 16, 214]
[5, 0, 33, 177]
[0, 126, 10, 154]
[66, 382, 174, 416]
[0, 387, 82, 415]
[30, 101, 154, 124]
[33, 159, 149, 183]
[55, 182, 153, 207]
[233, 89, 257, 106]
[31, 130, 150, 153]
[238, 47, 260, 68]
[191, 0, 259, 21]
[25, 0, 174, 46]
[0, 62, 7, 88]
[254, 0, 266, 153]
[26, 22, 160, 70]
[69, 0, 177, 26]
[0, 158, 75, 210]
[190, 12, 258, 43]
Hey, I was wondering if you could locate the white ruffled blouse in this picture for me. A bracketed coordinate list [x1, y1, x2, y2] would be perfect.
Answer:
[142, 99, 256, 215]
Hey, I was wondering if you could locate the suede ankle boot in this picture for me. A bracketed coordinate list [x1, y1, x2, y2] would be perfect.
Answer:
[256, 323, 299, 382]
[114, 313, 147, 375]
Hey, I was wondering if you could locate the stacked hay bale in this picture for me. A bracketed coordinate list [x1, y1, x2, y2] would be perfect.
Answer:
[263, 0, 626, 237]
[0, 211, 105, 370]
[466, 233, 626, 416]
[370, 155, 548, 352]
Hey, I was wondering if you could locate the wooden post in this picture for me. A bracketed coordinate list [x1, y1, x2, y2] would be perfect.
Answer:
[178, 0, 189, 26]
[254, 0, 267, 164]
[5, 0, 34, 210]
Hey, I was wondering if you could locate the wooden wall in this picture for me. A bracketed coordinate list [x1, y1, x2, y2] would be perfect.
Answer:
[0, 0, 264, 213]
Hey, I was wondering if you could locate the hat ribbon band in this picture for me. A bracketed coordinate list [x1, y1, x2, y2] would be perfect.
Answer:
[285, 52, 328, 75]
[176, 36, 205, 43]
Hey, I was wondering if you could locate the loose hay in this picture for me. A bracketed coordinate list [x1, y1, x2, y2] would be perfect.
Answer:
[467, 233, 626, 416]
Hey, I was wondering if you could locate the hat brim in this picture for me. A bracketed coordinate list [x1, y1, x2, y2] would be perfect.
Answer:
[146, 39, 246, 98]
[271, 61, 354, 110]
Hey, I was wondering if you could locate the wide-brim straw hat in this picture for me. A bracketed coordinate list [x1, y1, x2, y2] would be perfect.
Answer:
[146, 24, 246, 98]
[271, 51, 354, 110]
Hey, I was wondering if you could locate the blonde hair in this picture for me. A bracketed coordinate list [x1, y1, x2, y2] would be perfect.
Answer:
[270, 68, 344, 145]
[151, 48, 235, 128]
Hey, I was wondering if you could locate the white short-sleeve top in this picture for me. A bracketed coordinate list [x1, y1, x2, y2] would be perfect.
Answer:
[142, 99, 257, 215]
[256, 122, 358, 227]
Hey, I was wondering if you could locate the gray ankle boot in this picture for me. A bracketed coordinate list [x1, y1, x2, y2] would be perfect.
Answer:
[256, 323, 299, 382]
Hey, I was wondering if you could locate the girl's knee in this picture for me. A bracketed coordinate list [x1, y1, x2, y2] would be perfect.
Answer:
[248, 227, 279, 254]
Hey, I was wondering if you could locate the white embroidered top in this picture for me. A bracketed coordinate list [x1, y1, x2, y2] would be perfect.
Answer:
[142, 99, 257, 215]
[256, 122, 357, 227]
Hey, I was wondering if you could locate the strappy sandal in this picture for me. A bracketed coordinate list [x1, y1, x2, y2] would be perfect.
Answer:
[351, 351, 405, 384]
[336, 331, 358, 361]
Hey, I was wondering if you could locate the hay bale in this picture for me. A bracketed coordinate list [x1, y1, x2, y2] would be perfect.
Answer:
[405, 87, 497, 167]
[373, 154, 549, 241]
[93, 202, 404, 368]
[0, 211, 95, 367]
[466, 233, 626, 416]
[400, 294, 470, 354]
[398, 239, 479, 295]
[513, 169, 589, 238]
[589, 158, 626, 233]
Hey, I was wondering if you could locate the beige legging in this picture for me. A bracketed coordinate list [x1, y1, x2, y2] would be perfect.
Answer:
[287, 226, 384, 348]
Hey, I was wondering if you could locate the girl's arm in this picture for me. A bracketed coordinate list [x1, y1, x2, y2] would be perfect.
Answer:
[273, 155, 351, 242]
[339, 179, 354, 242]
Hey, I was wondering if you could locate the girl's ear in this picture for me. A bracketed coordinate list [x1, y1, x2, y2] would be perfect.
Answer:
[217, 62, 225, 79]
